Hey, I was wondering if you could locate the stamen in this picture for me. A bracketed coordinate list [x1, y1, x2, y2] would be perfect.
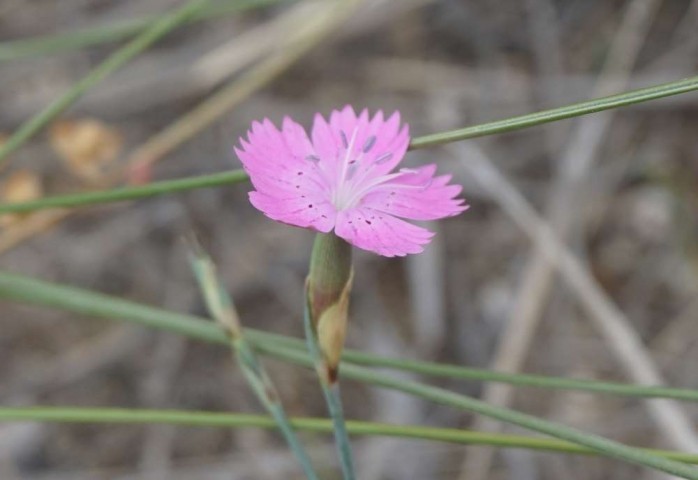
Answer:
[363, 135, 376, 153]
[333, 127, 359, 208]
[375, 152, 393, 165]
[340, 168, 420, 210]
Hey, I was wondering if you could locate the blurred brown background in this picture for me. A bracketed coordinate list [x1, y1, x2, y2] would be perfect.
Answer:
[1, 0, 698, 478]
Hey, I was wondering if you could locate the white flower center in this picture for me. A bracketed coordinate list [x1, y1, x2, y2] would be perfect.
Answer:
[323, 128, 428, 212]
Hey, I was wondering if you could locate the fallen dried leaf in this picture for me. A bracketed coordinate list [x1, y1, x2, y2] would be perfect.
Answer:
[50, 119, 123, 184]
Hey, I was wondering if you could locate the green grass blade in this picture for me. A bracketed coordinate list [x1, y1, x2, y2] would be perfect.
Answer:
[263, 344, 698, 480]
[3, 406, 698, 464]
[0, 0, 209, 168]
[338, 348, 698, 402]
[189, 245, 320, 480]
[255, 331, 698, 402]
[237, 342, 321, 480]
[0, 270, 227, 345]
[409, 75, 698, 149]
[324, 383, 355, 480]
[3, 270, 698, 404]
[0, 0, 287, 62]
[0, 170, 248, 214]
[2, 272, 698, 478]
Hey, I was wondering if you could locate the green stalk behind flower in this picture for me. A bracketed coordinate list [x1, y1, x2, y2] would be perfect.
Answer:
[307, 232, 353, 383]
[189, 243, 320, 480]
[305, 232, 355, 480]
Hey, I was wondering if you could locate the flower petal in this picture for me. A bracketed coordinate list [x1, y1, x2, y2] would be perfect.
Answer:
[334, 206, 434, 257]
[310, 112, 341, 177]
[311, 106, 410, 182]
[235, 117, 336, 232]
[361, 110, 409, 177]
[249, 191, 335, 232]
[360, 164, 469, 220]
[329, 105, 370, 157]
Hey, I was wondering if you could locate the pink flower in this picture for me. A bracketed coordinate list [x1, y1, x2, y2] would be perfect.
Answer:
[235, 106, 468, 257]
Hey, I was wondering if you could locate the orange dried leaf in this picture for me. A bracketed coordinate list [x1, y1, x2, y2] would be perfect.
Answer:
[50, 119, 123, 183]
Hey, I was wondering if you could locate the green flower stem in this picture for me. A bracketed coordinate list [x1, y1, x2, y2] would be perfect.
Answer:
[304, 292, 355, 480]
[189, 247, 320, 480]
[4, 407, 698, 464]
[0, 0, 209, 168]
[306, 232, 353, 380]
[2, 272, 698, 478]
[308, 233, 353, 303]
[0, 170, 248, 214]
[0, 0, 287, 62]
[409, 75, 698, 149]
[305, 233, 355, 479]
[3, 270, 698, 404]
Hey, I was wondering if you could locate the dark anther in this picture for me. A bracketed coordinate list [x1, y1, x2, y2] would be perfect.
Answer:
[375, 153, 393, 165]
[363, 135, 376, 153]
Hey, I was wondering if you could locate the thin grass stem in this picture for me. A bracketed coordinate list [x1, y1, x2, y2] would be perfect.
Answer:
[1, 272, 698, 478]
[409, 75, 698, 149]
[4, 406, 698, 464]
[0, 0, 287, 62]
[263, 343, 698, 480]
[0, 0, 209, 168]
[303, 290, 356, 480]
[189, 245, 320, 480]
[123, 0, 362, 176]
[0, 171, 247, 214]
[4, 270, 698, 403]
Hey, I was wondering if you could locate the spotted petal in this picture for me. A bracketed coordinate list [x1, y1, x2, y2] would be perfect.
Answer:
[335, 108, 409, 179]
[235, 107, 467, 257]
[360, 164, 469, 220]
[334, 206, 434, 257]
